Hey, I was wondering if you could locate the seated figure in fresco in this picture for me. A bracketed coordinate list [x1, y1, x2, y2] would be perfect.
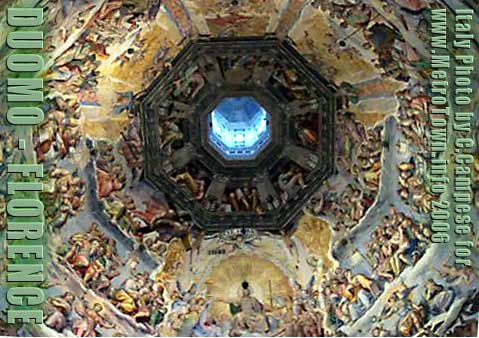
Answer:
[159, 119, 183, 155]
[277, 168, 307, 203]
[173, 171, 206, 201]
[229, 281, 269, 336]
[72, 301, 115, 337]
[44, 292, 76, 332]
[397, 303, 426, 336]
[423, 279, 455, 316]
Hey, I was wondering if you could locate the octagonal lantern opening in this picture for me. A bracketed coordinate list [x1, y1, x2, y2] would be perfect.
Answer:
[207, 96, 272, 160]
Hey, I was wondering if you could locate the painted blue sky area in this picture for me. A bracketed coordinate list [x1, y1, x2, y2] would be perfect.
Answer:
[208, 96, 271, 160]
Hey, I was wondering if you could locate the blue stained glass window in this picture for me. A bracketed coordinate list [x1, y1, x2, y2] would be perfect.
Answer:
[208, 96, 271, 160]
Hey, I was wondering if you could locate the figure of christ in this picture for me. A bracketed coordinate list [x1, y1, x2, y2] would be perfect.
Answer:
[229, 281, 270, 336]
[212, 281, 271, 336]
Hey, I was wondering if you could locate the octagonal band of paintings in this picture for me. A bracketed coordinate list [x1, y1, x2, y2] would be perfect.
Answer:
[140, 37, 338, 231]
